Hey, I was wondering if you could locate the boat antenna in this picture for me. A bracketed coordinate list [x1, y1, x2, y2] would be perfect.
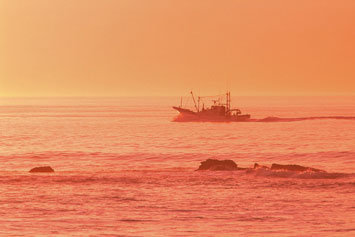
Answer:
[190, 91, 199, 112]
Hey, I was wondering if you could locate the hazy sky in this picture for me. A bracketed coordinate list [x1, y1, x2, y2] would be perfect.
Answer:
[1, 0, 354, 96]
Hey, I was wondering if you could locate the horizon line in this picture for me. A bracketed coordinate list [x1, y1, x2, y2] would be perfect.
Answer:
[1, 94, 355, 99]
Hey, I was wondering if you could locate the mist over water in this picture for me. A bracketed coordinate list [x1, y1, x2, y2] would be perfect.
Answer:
[0, 96, 354, 236]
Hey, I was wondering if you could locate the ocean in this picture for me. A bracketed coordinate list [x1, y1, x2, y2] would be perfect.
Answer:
[0, 96, 354, 236]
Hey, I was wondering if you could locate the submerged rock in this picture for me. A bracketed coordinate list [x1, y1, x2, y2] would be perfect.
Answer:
[197, 159, 238, 171]
[29, 166, 55, 173]
[270, 164, 324, 172]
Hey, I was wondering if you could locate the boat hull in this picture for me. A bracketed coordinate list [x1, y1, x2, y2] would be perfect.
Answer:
[173, 106, 251, 122]
[172, 106, 196, 116]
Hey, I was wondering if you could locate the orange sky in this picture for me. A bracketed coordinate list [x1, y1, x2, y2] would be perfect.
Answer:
[0, 0, 354, 96]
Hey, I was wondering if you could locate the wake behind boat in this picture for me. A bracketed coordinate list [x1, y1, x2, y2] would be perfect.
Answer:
[173, 91, 251, 122]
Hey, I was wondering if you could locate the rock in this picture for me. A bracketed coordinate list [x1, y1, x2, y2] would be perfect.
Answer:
[197, 159, 238, 171]
[270, 164, 324, 172]
[29, 166, 55, 173]
[254, 163, 269, 169]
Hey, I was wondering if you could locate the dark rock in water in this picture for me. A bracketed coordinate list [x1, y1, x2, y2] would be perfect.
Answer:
[271, 164, 324, 172]
[254, 163, 269, 169]
[29, 166, 54, 173]
[197, 159, 238, 171]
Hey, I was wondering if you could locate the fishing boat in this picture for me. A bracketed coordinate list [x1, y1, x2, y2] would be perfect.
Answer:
[173, 91, 251, 122]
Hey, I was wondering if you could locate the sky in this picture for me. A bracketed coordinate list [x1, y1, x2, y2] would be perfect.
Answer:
[0, 0, 354, 97]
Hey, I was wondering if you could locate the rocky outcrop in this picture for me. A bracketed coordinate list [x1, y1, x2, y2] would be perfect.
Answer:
[196, 160, 326, 173]
[270, 164, 324, 172]
[29, 166, 55, 173]
[197, 159, 238, 171]
[254, 163, 269, 169]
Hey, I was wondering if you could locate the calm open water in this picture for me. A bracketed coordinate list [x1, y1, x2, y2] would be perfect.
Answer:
[0, 96, 354, 236]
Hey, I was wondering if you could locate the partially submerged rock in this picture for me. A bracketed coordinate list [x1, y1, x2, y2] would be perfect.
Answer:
[271, 164, 324, 172]
[254, 163, 269, 169]
[29, 166, 55, 173]
[196, 160, 326, 173]
[197, 159, 238, 171]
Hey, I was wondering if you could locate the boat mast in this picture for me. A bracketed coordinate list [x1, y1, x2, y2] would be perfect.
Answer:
[198, 96, 200, 112]
[190, 91, 199, 112]
[226, 91, 231, 111]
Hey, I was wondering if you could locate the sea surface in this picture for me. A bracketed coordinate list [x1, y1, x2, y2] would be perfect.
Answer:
[0, 96, 354, 236]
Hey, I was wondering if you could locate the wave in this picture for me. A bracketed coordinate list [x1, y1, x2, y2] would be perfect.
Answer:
[245, 167, 353, 179]
[253, 116, 355, 122]
[173, 114, 355, 122]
